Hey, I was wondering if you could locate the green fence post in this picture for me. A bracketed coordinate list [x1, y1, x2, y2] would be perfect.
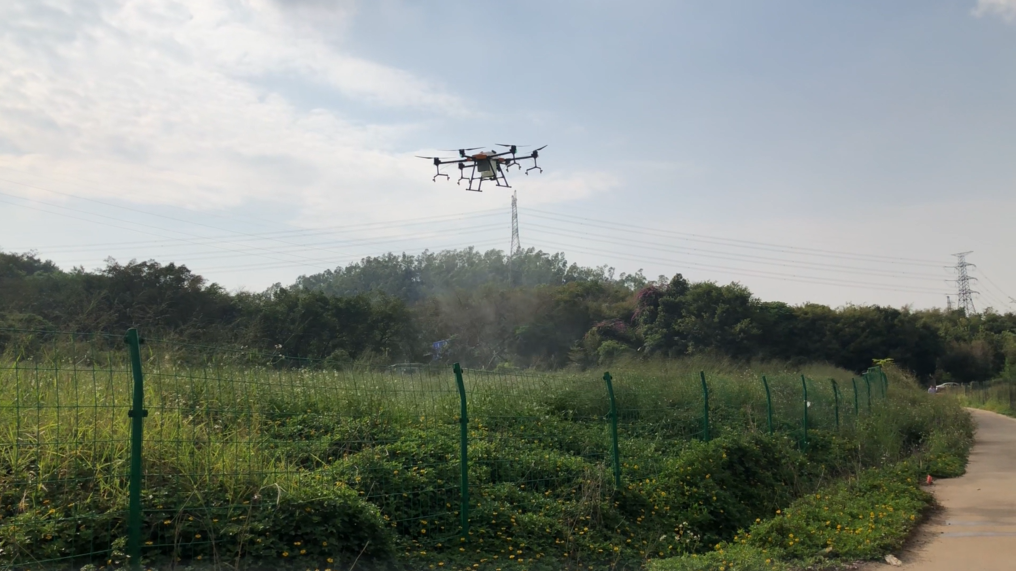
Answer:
[603, 372, 622, 487]
[800, 374, 809, 450]
[700, 371, 711, 442]
[851, 378, 859, 416]
[762, 375, 774, 435]
[864, 374, 872, 411]
[453, 363, 469, 541]
[831, 379, 840, 431]
[125, 328, 147, 571]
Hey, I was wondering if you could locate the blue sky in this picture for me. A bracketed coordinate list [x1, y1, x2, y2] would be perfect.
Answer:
[2, 0, 1015, 310]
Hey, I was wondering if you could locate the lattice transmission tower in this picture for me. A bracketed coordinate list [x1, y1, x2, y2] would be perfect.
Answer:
[510, 191, 521, 255]
[952, 251, 979, 315]
[508, 191, 521, 287]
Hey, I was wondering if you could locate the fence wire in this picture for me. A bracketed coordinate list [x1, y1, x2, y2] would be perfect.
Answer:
[0, 328, 891, 570]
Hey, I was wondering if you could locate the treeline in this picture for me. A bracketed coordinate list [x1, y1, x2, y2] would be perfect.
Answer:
[2, 248, 1014, 382]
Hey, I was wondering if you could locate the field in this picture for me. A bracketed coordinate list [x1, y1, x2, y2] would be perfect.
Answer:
[0, 331, 971, 571]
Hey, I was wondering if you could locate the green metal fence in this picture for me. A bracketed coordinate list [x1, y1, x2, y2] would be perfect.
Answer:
[963, 378, 1016, 415]
[0, 328, 891, 570]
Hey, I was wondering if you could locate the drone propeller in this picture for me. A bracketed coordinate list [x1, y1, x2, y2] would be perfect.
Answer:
[441, 147, 484, 158]
[495, 144, 531, 148]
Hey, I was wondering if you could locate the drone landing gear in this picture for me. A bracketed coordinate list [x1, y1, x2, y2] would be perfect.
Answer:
[432, 172, 449, 182]
[457, 163, 473, 187]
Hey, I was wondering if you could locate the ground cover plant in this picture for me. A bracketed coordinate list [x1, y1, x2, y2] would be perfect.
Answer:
[0, 334, 971, 571]
[650, 366, 974, 571]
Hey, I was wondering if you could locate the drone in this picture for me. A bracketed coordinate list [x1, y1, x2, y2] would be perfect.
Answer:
[417, 144, 546, 192]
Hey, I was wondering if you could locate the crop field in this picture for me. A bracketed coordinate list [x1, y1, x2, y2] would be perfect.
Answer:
[0, 330, 963, 571]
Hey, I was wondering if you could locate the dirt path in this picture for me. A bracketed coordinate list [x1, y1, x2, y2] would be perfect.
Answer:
[862, 408, 1016, 570]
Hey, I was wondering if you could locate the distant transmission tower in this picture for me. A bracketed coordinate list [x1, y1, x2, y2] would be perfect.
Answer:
[952, 251, 979, 315]
[946, 295, 953, 311]
[510, 190, 521, 255]
[508, 191, 521, 286]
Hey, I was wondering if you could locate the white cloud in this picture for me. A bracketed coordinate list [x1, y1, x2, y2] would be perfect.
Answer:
[974, 0, 1016, 21]
[0, 0, 504, 220]
[0, 0, 617, 290]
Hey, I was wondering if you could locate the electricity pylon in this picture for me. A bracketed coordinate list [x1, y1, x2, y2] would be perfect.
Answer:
[510, 191, 521, 255]
[508, 191, 521, 286]
[952, 252, 978, 315]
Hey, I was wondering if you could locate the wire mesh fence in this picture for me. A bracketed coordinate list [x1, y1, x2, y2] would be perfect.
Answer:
[0, 328, 892, 570]
[0, 331, 131, 569]
[962, 378, 1016, 415]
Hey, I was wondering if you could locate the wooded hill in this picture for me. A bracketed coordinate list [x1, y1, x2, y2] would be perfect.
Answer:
[2, 248, 1013, 382]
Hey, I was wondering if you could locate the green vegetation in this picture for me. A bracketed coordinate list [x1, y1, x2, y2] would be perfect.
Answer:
[651, 367, 973, 571]
[958, 379, 1016, 417]
[3, 248, 1016, 383]
[0, 328, 972, 571]
[648, 464, 930, 571]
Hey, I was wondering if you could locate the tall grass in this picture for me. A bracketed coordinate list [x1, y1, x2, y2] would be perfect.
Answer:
[958, 379, 1016, 417]
[0, 334, 962, 571]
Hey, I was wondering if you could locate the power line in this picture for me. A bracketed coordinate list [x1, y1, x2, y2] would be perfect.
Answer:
[0, 194, 505, 272]
[0, 167, 286, 228]
[973, 268, 1016, 311]
[205, 238, 508, 274]
[979, 290, 1013, 313]
[0, 196, 314, 267]
[527, 237, 951, 296]
[522, 207, 950, 267]
[70, 224, 505, 266]
[0, 180, 506, 259]
[524, 223, 949, 281]
[6, 208, 505, 253]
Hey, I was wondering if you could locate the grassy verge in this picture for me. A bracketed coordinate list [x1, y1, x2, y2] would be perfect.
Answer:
[957, 379, 1016, 417]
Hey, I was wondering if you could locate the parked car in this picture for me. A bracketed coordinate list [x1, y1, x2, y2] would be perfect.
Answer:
[935, 382, 961, 392]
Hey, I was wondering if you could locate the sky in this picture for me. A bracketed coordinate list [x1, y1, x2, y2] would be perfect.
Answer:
[2, 0, 1015, 311]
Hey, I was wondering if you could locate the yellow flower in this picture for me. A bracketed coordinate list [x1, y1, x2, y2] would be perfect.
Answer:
[282, 552, 289, 557]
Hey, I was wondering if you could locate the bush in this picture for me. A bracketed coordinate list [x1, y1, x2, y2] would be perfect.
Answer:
[239, 481, 394, 569]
